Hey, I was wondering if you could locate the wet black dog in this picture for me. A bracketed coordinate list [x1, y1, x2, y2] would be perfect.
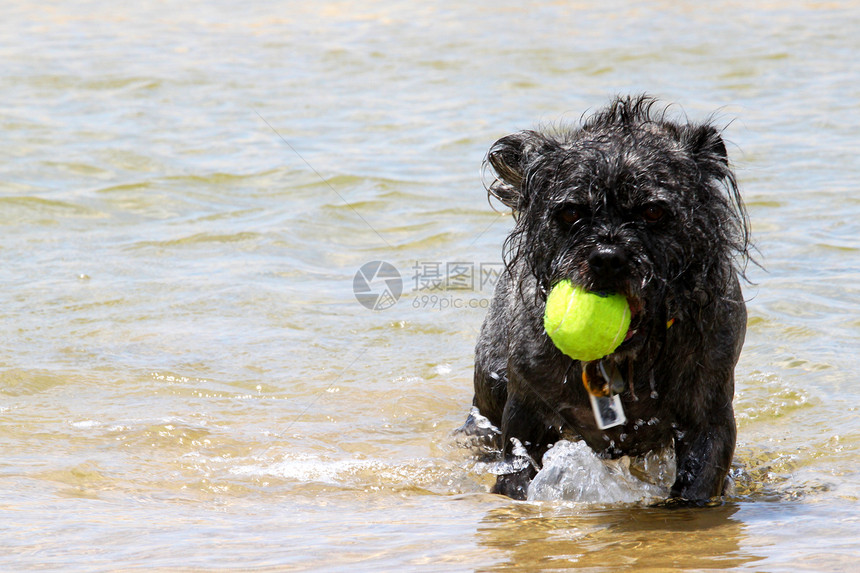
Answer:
[469, 95, 750, 503]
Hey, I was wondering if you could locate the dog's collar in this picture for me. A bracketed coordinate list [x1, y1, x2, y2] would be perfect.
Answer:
[581, 360, 622, 398]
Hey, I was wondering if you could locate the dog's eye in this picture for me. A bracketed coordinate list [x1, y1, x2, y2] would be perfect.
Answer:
[558, 204, 586, 225]
[641, 204, 665, 223]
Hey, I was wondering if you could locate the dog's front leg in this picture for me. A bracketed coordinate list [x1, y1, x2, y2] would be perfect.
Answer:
[490, 392, 553, 500]
[670, 404, 737, 503]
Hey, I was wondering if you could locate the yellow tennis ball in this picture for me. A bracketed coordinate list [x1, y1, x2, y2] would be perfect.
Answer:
[544, 280, 631, 362]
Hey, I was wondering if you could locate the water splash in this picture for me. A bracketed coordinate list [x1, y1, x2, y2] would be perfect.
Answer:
[453, 406, 502, 453]
[527, 440, 674, 504]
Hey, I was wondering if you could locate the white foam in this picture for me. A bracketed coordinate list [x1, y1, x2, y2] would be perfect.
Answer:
[230, 453, 358, 483]
[434, 364, 453, 376]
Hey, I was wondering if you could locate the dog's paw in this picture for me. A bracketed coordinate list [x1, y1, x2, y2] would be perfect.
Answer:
[491, 468, 535, 500]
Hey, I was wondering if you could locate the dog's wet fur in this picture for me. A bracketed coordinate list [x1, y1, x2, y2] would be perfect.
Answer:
[467, 95, 751, 503]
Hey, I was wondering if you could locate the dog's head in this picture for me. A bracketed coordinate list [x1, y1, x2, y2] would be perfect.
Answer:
[486, 95, 750, 355]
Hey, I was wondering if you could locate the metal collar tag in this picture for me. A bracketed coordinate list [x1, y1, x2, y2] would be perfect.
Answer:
[589, 392, 626, 430]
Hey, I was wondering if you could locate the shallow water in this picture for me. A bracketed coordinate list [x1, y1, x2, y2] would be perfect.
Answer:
[1, 1, 859, 571]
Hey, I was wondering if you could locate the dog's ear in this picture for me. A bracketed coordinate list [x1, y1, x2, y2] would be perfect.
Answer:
[682, 124, 729, 176]
[486, 131, 544, 211]
[682, 122, 750, 260]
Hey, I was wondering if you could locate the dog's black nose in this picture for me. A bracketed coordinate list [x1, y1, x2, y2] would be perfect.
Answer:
[588, 245, 628, 281]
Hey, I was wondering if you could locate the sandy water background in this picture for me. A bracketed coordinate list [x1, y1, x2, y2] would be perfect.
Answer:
[1, 1, 859, 571]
